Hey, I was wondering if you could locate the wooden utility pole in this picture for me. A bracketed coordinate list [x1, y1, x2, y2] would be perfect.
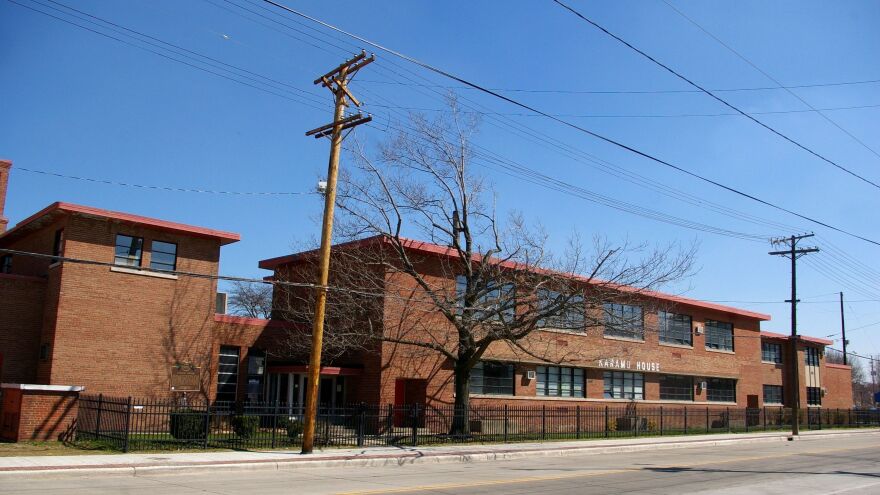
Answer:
[839, 292, 847, 366]
[769, 233, 819, 437]
[301, 51, 373, 454]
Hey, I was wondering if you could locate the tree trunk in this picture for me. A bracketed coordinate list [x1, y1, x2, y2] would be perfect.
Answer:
[450, 364, 471, 436]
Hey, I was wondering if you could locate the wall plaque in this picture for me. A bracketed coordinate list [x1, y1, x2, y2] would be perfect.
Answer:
[171, 363, 201, 392]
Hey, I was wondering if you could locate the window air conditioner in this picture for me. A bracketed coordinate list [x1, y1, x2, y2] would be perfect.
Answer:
[694, 325, 704, 335]
[821, 388, 827, 397]
[699, 381, 707, 390]
[526, 370, 537, 380]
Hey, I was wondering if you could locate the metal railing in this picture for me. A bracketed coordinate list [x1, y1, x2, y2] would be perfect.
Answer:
[74, 394, 880, 452]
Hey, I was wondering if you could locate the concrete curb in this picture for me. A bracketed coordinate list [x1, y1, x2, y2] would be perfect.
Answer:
[3, 429, 878, 479]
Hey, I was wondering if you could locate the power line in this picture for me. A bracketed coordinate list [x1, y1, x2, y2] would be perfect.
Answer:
[553, 0, 880, 191]
[661, 0, 880, 162]
[14, 166, 315, 196]
[355, 76, 880, 95]
[260, 0, 880, 248]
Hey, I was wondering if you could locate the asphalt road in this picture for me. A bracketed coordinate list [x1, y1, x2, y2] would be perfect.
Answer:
[4, 434, 879, 494]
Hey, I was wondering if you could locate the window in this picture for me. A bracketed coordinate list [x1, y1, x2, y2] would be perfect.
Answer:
[807, 386, 822, 406]
[52, 229, 64, 262]
[456, 275, 515, 323]
[537, 289, 585, 331]
[216, 345, 240, 402]
[659, 311, 692, 346]
[763, 385, 783, 405]
[246, 348, 266, 402]
[150, 240, 178, 271]
[805, 347, 820, 367]
[659, 374, 693, 401]
[705, 320, 734, 352]
[762, 341, 783, 364]
[706, 378, 736, 402]
[537, 366, 584, 397]
[603, 303, 644, 340]
[603, 371, 644, 400]
[114, 234, 143, 267]
[0, 254, 11, 274]
[470, 361, 514, 395]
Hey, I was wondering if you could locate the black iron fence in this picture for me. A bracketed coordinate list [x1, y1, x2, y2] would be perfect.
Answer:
[74, 394, 880, 452]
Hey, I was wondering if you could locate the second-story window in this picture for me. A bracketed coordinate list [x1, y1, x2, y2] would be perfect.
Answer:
[603, 302, 644, 340]
[762, 341, 783, 363]
[150, 241, 178, 272]
[805, 347, 820, 367]
[456, 275, 515, 323]
[705, 320, 734, 352]
[659, 311, 692, 346]
[0, 254, 12, 274]
[114, 234, 143, 267]
[537, 289, 585, 331]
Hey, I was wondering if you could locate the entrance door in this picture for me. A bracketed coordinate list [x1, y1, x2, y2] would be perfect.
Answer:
[394, 379, 427, 427]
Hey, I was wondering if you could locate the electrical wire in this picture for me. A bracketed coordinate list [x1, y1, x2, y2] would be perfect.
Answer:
[553, 0, 880, 191]
[14, 166, 315, 196]
[259, 0, 880, 248]
[661, 0, 880, 162]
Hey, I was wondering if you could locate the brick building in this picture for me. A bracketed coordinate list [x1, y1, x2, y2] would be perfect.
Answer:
[0, 159, 854, 439]
[259, 237, 854, 412]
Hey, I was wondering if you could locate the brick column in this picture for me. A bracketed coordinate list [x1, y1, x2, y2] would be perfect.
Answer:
[0, 384, 84, 442]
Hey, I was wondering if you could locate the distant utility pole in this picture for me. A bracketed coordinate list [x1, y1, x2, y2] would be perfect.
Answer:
[302, 51, 374, 455]
[840, 292, 847, 366]
[769, 234, 819, 437]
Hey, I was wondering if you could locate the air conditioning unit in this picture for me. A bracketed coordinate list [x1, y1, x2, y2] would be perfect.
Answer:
[694, 325, 704, 335]
[821, 387, 827, 397]
[526, 370, 537, 380]
[699, 381, 707, 390]
[215, 292, 228, 315]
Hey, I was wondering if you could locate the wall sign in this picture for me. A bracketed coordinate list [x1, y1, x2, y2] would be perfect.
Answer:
[596, 358, 661, 373]
[171, 362, 201, 392]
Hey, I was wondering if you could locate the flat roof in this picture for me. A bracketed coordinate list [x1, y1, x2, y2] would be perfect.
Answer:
[260, 235, 771, 321]
[0, 202, 240, 245]
[760, 331, 833, 346]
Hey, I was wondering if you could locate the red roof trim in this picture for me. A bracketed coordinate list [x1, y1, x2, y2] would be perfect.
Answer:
[826, 363, 852, 370]
[760, 331, 833, 346]
[2, 202, 240, 245]
[260, 235, 771, 321]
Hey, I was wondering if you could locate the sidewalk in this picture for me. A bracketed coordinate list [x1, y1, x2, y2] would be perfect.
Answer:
[2, 428, 878, 478]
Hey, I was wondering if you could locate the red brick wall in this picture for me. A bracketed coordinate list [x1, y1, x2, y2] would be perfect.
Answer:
[0, 274, 46, 383]
[43, 215, 222, 399]
[0, 388, 79, 441]
[824, 364, 854, 408]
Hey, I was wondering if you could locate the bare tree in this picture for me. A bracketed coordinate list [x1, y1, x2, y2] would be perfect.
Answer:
[275, 100, 695, 434]
[228, 281, 273, 319]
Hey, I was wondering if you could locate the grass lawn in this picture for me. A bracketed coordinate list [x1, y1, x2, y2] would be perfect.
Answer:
[0, 440, 119, 457]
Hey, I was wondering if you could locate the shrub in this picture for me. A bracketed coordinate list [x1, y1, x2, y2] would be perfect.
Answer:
[606, 419, 617, 432]
[285, 419, 304, 439]
[646, 419, 658, 432]
[231, 415, 260, 439]
[169, 409, 207, 441]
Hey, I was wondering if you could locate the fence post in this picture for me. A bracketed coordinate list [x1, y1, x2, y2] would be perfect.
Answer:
[575, 405, 581, 440]
[386, 404, 393, 445]
[763, 407, 767, 431]
[659, 406, 663, 436]
[684, 407, 688, 433]
[848, 408, 852, 428]
[122, 396, 132, 452]
[745, 407, 749, 433]
[95, 393, 104, 438]
[410, 404, 418, 446]
[541, 404, 546, 441]
[604, 406, 609, 438]
[203, 402, 212, 449]
[357, 403, 366, 447]
[706, 407, 710, 433]
[271, 400, 278, 449]
[503, 405, 509, 443]
[726, 407, 731, 433]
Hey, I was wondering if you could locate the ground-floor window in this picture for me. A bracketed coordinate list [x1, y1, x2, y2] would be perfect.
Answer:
[659, 374, 693, 401]
[763, 385, 783, 405]
[470, 361, 514, 395]
[603, 371, 644, 400]
[537, 366, 584, 397]
[216, 345, 240, 402]
[706, 378, 736, 402]
[807, 386, 822, 406]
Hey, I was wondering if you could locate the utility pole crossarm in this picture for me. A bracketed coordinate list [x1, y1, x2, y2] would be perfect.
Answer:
[300, 51, 374, 455]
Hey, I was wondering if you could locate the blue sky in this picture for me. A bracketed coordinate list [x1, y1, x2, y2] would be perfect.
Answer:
[2, 0, 879, 359]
